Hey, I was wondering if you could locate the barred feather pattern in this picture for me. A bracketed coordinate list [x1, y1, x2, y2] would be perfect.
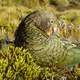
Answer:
[14, 10, 75, 67]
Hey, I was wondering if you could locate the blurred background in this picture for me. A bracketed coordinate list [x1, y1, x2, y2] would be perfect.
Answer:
[0, 0, 80, 44]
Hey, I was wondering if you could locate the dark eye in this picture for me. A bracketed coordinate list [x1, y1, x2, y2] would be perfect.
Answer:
[50, 20, 54, 24]
[50, 19, 54, 24]
[51, 20, 53, 23]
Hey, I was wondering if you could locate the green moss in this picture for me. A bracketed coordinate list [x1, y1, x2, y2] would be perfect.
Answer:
[0, 45, 40, 80]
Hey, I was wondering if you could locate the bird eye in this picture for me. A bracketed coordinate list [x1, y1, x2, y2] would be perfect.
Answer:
[50, 19, 54, 24]
[51, 21, 53, 23]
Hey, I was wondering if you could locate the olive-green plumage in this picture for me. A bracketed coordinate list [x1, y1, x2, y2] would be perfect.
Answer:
[14, 10, 80, 67]
[14, 10, 59, 66]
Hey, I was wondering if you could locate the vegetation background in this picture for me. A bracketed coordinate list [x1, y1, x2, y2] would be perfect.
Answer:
[0, 0, 80, 80]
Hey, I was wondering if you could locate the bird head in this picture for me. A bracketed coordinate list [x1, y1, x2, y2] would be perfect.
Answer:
[33, 10, 57, 37]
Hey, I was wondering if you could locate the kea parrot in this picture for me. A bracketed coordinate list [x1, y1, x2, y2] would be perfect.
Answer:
[14, 10, 80, 68]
